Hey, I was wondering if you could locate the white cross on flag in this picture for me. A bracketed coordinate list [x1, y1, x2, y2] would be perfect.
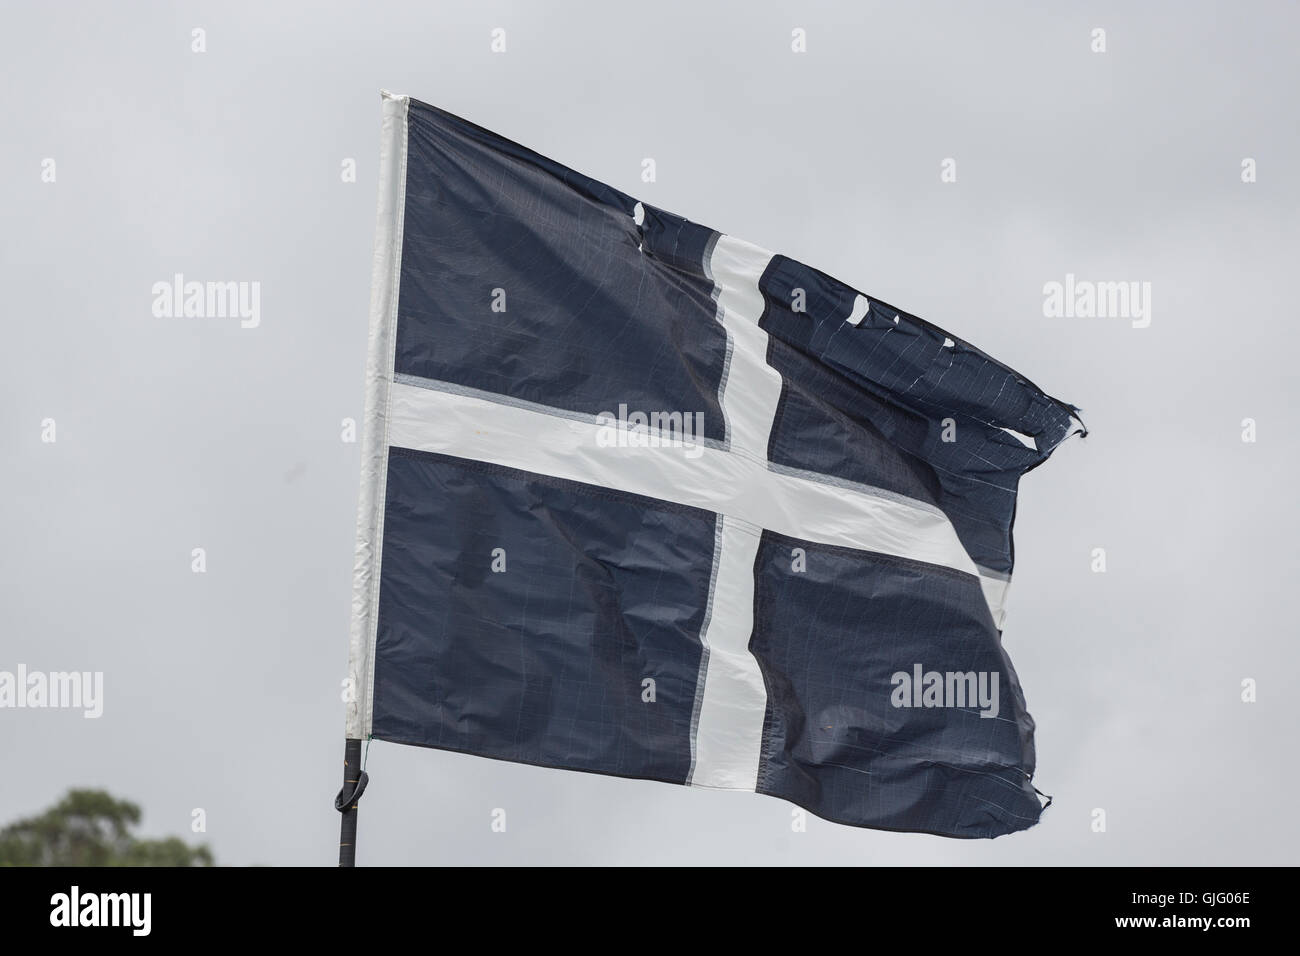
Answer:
[346, 92, 1082, 838]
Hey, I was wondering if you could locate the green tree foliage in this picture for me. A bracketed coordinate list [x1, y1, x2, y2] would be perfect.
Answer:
[0, 789, 214, 866]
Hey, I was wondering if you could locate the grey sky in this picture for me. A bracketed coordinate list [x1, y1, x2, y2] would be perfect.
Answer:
[2, 0, 1296, 864]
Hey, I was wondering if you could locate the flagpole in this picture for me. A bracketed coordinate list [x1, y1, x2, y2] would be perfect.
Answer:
[336, 737, 364, 866]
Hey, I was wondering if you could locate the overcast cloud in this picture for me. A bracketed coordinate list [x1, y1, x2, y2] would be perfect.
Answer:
[1, 0, 1296, 865]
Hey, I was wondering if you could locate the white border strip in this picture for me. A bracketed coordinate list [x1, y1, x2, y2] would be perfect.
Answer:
[346, 91, 409, 740]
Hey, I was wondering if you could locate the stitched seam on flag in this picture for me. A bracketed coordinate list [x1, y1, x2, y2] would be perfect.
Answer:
[764, 373, 791, 463]
[365, 97, 409, 738]
[702, 229, 733, 453]
[750, 535, 778, 796]
[685, 516, 725, 787]
[716, 333, 735, 452]
[701, 230, 719, 284]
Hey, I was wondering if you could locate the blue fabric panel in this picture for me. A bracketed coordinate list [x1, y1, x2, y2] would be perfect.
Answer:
[396, 100, 728, 441]
[751, 530, 1042, 838]
[760, 256, 1081, 574]
[371, 448, 716, 785]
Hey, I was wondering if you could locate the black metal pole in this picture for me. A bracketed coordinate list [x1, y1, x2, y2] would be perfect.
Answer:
[338, 738, 363, 866]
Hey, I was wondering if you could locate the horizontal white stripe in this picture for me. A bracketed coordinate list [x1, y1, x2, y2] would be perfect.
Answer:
[387, 380, 980, 577]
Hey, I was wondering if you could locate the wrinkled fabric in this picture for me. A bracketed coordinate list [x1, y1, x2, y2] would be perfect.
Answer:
[363, 97, 1081, 838]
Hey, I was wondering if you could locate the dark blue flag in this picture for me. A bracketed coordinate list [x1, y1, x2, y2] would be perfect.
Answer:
[346, 92, 1082, 839]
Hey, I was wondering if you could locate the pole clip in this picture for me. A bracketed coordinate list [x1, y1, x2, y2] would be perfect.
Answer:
[334, 770, 369, 813]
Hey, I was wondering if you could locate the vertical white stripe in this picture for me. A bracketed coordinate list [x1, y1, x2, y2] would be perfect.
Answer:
[689, 515, 768, 789]
[346, 91, 409, 740]
[708, 235, 783, 458]
[689, 235, 779, 790]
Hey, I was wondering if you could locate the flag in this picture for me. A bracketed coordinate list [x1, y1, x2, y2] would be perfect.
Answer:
[346, 92, 1082, 839]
